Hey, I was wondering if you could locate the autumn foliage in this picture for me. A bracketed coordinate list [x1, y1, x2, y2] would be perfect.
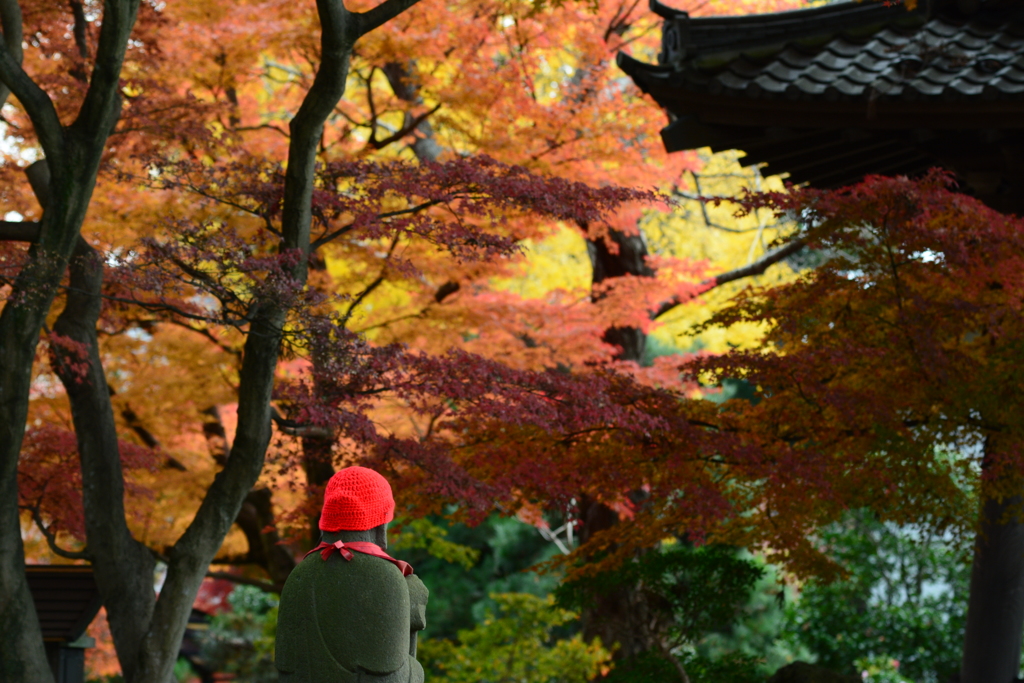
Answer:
[686, 171, 1024, 573]
[1, 0, 818, 680]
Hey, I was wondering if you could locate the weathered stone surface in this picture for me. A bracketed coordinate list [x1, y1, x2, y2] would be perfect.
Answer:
[276, 527, 425, 682]
[407, 575, 428, 632]
[768, 662, 861, 683]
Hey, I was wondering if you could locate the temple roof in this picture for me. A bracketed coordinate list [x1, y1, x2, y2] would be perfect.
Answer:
[618, 0, 1024, 209]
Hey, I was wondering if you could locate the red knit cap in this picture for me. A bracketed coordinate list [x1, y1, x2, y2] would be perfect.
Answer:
[319, 466, 395, 532]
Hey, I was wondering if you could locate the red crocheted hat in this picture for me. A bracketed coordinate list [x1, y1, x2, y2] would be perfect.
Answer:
[319, 466, 395, 532]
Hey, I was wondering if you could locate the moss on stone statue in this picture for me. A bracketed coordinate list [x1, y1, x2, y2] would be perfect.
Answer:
[276, 529, 425, 682]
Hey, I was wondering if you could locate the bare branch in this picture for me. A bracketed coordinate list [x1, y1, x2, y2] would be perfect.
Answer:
[368, 103, 441, 151]
[342, 232, 400, 321]
[166, 320, 242, 359]
[655, 239, 805, 319]
[381, 61, 443, 162]
[0, 13, 63, 161]
[356, 0, 423, 36]
[671, 190, 761, 233]
[270, 407, 336, 439]
[708, 239, 805, 288]
[235, 123, 290, 139]
[31, 508, 92, 561]
[69, 1, 89, 61]
[71, 0, 141, 141]
[0, 0, 23, 109]
[309, 200, 441, 250]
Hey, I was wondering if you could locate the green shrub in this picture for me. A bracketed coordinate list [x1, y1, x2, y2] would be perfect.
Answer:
[418, 592, 610, 683]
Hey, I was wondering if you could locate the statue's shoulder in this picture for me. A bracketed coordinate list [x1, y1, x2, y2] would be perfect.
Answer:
[305, 553, 411, 674]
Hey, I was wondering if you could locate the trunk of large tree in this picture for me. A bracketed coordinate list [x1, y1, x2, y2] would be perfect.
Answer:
[303, 434, 336, 544]
[582, 228, 659, 667]
[577, 495, 657, 661]
[960, 439, 1024, 683]
[0, 0, 142, 670]
[1, 2, 422, 681]
[587, 229, 653, 363]
[51, 233, 158, 682]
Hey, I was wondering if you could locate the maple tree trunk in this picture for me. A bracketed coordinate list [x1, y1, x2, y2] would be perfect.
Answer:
[582, 229, 658, 666]
[382, 61, 442, 163]
[303, 434, 336, 544]
[0, 0, 141, 677]
[130, 5, 366, 679]
[1, 2, 422, 682]
[578, 495, 656, 661]
[234, 488, 296, 588]
[51, 234, 159, 682]
[587, 229, 654, 363]
[960, 438, 1024, 683]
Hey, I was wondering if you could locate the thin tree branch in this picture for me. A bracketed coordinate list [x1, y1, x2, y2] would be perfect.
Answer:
[166, 320, 242, 359]
[710, 238, 805, 288]
[71, 0, 141, 141]
[356, 0, 423, 36]
[69, 0, 89, 61]
[343, 232, 400, 322]
[0, 0, 23, 110]
[309, 200, 442, 250]
[368, 103, 441, 151]
[655, 239, 805, 319]
[235, 123, 290, 139]
[31, 508, 92, 561]
[269, 406, 336, 439]
[0, 15, 63, 161]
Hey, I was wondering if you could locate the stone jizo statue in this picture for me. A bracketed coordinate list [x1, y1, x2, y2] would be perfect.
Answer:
[276, 467, 428, 682]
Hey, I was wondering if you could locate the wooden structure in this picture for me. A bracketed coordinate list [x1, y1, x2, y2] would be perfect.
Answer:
[617, 0, 1024, 213]
[25, 565, 102, 683]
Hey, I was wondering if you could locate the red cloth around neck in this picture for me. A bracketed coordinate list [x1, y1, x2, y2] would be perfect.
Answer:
[305, 540, 413, 577]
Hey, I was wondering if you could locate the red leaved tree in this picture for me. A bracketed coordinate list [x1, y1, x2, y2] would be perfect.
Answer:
[690, 171, 1024, 683]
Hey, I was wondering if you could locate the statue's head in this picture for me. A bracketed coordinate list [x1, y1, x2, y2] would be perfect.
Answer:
[320, 466, 395, 548]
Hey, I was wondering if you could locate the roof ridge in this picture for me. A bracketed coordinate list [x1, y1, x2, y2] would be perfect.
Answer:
[652, 0, 927, 68]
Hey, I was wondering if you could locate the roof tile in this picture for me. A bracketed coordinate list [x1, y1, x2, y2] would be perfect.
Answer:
[777, 48, 816, 68]
[991, 77, 1024, 93]
[717, 70, 752, 92]
[804, 63, 849, 83]
[948, 31, 990, 50]
[622, 3, 1024, 106]
[907, 78, 945, 96]
[814, 50, 853, 70]
[947, 77, 986, 95]
[871, 78, 905, 97]
[850, 51, 891, 72]
[791, 75, 828, 95]
[753, 73, 789, 92]
[994, 33, 1024, 50]
[922, 21, 959, 38]
[829, 78, 867, 96]
[1000, 66, 1024, 83]
[917, 66, 960, 85]
[824, 40, 865, 58]
[763, 61, 805, 81]
[964, 21, 1001, 38]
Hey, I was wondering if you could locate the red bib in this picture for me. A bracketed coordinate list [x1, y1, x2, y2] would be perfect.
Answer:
[305, 540, 414, 577]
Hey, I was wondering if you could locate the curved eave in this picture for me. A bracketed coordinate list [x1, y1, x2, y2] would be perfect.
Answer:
[649, 0, 919, 58]
[618, 52, 1024, 130]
